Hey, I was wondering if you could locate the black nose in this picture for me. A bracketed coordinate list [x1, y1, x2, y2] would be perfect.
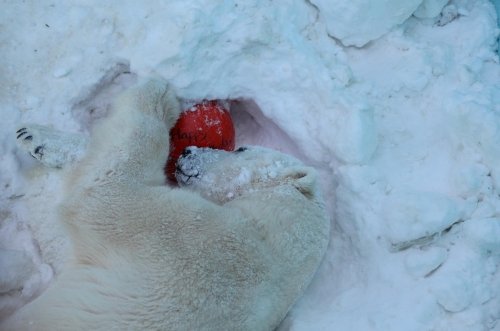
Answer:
[181, 147, 193, 157]
[235, 147, 248, 153]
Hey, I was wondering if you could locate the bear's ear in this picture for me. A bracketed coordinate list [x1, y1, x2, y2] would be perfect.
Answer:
[282, 166, 318, 200]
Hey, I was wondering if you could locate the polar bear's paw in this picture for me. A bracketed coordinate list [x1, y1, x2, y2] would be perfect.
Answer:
[175, 146, 319, 204]
[16, 127, 46, 163]
[175, 147, 215, 184]
[16, 125, 87, 168]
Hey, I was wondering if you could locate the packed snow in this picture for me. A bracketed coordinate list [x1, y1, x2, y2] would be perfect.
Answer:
[1, 0, 500, 330]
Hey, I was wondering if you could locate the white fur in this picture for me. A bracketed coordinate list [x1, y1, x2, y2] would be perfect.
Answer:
[2, 78, 329, 331]
[15, 125, 87, 168]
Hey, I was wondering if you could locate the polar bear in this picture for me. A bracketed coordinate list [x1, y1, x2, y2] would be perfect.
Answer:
[2, 78, 330, 330]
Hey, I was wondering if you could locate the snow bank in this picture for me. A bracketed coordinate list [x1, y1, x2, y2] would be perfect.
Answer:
[1, 0, 500, 330]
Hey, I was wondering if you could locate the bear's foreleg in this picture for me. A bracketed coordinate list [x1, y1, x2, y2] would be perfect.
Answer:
[59, 79, 182, 254]
[66, 78, 181, 187]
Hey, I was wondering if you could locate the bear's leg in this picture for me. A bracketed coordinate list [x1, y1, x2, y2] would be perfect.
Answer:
[60, 78, 183, 248]
[66, 78, 181, 187]
[16, 125, 88, 168]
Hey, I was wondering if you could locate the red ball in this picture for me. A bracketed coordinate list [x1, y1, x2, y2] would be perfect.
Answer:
[165, 100, 235, 182]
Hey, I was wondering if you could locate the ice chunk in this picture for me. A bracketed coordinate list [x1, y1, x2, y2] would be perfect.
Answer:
[383, 191, 466, 245]
[434, 276, 473, 313]
[404, 246, 448, 278]
[310, 0, 423, 46]
[413, 0, 449, 18]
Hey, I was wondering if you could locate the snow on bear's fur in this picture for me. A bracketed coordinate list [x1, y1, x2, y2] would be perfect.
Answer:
[1, 78, 330, 331]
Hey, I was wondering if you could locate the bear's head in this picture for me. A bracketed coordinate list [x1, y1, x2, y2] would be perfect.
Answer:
[175, 146, 318, 204]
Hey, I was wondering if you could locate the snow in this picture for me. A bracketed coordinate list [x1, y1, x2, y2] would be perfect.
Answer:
[414, 0, 451, 19]
[1, 0, 500, 330]
[309, 0, 423, 47]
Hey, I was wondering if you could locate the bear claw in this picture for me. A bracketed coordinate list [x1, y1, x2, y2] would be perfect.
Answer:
[33, 145, 44, 159]
[16, 128, 28, 139]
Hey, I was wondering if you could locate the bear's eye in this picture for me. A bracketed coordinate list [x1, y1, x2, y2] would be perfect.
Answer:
[235, 147, 248, 153]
